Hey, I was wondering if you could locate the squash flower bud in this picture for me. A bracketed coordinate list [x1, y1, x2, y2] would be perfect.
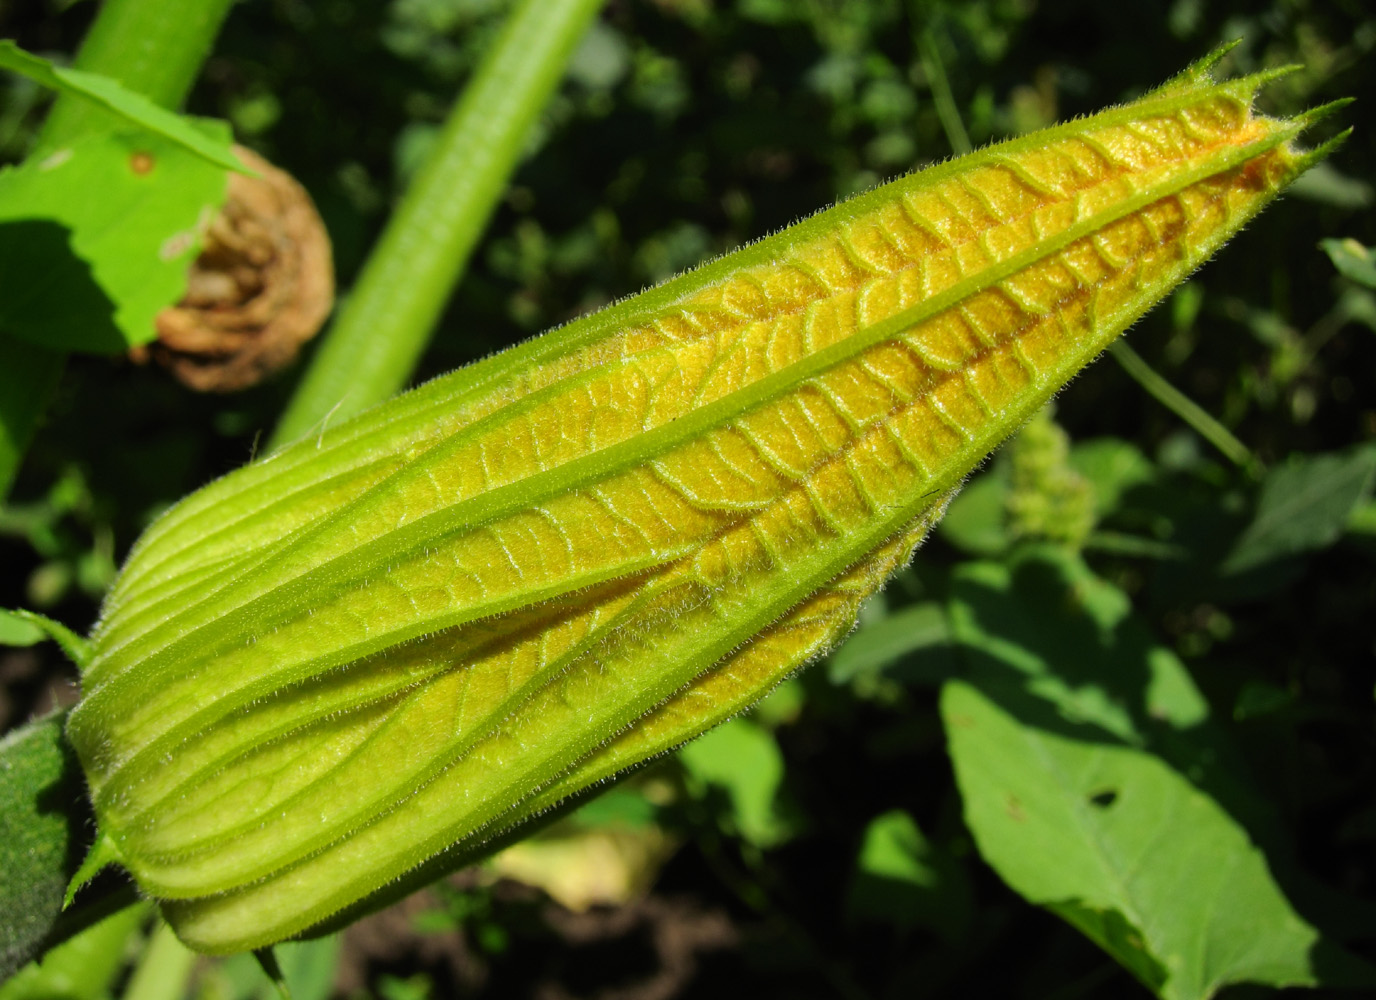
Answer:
[66, 52, 1342, 953]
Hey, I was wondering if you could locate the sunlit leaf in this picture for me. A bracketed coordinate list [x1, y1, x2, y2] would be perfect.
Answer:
[942, 546, 1374, 998]
[944, 678, 1326, 1000]
[1223, 446, 1376, 574]
[0, 129, 229, 352]
[0, 610, 43, 648]
[0, 40, 243, 171]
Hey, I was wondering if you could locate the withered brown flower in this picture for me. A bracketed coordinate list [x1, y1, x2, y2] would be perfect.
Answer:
[138, 145, 333, 391]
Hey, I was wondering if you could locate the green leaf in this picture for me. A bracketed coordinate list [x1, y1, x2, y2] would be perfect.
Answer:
[826, 601, 953, 685]
[945, 548, 1283, 829]
[941, 546, 1375, 997]
[678, 718, 792, 848]
[0, 715, 98, 980]
[570, 785, 659, 830]
[1068, 437, 1155, 518]
[1320, 237, 1376, 289]
[937, 460, 1012, 556]
[0, 40, 243, 171]
[1232, 680, 1294, 722]
[0, 609, 44, 647]
[942, 678, 1325, 999]
[1223, 446, 1376, 574]
[0, 129, 228, 352]
[0, 905, 147, 1000]
[63, 834, 120, 909]
[1348, 499, 1376, 536]
[845, 809, 972, 941]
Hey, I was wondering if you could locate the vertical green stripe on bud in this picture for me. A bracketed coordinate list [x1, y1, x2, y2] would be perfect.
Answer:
[67, 54, 1341, 953]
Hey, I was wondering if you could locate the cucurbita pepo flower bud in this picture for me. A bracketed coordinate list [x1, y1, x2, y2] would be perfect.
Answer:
[66, 51, 1344, 953]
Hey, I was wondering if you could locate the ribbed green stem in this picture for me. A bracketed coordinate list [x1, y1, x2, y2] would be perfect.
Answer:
[269, 0, 607, 450]
[0, 0, 237, 501]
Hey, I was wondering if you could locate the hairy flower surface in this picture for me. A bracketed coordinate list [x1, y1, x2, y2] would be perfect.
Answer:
[67, 54, 1338, 953]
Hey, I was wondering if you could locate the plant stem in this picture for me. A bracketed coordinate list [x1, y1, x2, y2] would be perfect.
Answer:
[918, 27, 972, 155]
[1109, 338, 1259, 474]
[269, 0, 607, 450]
[0, 0, 236, 501]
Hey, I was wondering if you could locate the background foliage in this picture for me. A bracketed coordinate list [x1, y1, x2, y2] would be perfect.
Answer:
[1, 0, 1373, 997]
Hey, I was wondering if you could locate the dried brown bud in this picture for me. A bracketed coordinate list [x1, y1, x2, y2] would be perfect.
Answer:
[141, 146, 334, 392]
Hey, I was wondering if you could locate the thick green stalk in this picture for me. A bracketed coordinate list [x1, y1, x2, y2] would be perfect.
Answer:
[269, 0, 607, 450]
[0, 0, 236, 500]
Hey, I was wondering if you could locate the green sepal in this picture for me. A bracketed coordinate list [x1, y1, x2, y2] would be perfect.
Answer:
[253, 946, 293, 1000]
[63, 831, 122, 909]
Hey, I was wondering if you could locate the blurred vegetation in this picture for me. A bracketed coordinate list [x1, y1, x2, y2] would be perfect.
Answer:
[1, 0, 1373, 997]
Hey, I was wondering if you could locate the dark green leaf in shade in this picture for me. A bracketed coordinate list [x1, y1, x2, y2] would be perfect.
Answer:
[1068, 437, 1156, 518]
[1338, 287, 1376, 333]
[1348, 499, 1376, 536]
[0, 129, 228, 353]
[1320, 238, 1376, 289]
[936, 460, 1012, 556]
[1223, 446, 1376, 574]
[0, 40, 244, 171]
[845, 809, 973, 942]
[826, 602, 953, 686]
[1289, 163, 1373, 209]
[1232, 680, 1295, 722]
[678, 718, 793, 848]
[569, 785, 659, 830]
[0, 716, 97, 979]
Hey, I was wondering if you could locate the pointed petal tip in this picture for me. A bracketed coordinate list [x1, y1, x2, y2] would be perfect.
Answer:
[1190, 39, 1244, 80]
[1291, 127, 1354, 174]
[1291, 97, 1356, 130]
[1218, 62, 1305, 104]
